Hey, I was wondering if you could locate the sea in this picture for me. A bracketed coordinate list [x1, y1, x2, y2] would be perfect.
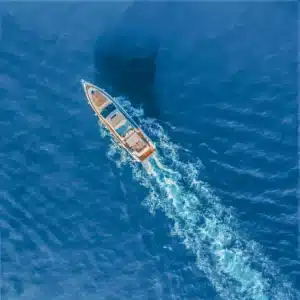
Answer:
[0, 2, 299, 300]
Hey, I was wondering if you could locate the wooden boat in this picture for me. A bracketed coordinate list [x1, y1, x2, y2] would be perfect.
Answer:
[81, 79, 156, 162]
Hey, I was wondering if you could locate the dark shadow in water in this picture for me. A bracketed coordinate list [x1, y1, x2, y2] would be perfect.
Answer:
[93, 3, 162, 119]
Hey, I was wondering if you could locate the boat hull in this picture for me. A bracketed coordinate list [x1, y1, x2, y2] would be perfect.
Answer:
[81, 80, 156, 162]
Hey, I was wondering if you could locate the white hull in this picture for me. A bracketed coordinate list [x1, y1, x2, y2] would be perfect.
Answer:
[81, 79, 156, 162]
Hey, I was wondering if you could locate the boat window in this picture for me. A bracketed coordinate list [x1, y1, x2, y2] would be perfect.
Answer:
[100, 103, 116, 118]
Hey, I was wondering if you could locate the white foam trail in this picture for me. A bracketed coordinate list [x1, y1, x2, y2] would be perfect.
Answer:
[97, 96, 298, 300]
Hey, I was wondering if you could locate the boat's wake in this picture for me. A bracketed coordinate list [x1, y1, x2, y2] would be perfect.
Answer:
[97, 96, 298, 300]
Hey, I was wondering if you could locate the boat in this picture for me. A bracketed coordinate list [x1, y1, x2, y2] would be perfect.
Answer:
[81, 79, 156, 163]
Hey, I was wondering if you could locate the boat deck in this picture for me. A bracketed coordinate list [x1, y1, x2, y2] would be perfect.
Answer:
[86, 83, 110, 110]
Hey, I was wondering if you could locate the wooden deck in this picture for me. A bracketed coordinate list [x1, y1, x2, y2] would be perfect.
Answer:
[139, 146, 156, 161]
[85, 83, 108, 108]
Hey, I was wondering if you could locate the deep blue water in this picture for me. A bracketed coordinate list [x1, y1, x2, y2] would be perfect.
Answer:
[0, 2, 299, 300]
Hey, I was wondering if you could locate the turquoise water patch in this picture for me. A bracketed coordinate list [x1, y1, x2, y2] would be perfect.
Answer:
[116, 121, 132, 137]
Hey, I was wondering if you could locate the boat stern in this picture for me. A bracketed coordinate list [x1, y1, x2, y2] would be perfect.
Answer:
[137, 144, 156, 162]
